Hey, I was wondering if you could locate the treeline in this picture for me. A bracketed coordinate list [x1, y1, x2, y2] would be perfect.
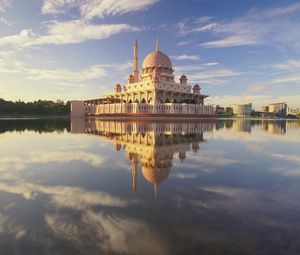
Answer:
[0, 98, 70, 116]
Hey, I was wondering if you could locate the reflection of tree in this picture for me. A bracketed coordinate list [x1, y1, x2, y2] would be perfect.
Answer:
[0, 119, 70, 134]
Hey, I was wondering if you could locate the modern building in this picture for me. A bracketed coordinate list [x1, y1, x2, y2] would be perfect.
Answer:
[215, 105, 225, 115]
[268, 103, 287, 118]
[232, 103, 252, 117]
[287, 107, 300, 117]
[71, 39, 215, 118]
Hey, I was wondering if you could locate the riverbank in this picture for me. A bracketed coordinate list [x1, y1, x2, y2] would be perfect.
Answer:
[0, 115, 70, 120]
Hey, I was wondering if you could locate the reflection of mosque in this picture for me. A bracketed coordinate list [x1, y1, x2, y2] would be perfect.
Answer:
[71, 119, 213, 195]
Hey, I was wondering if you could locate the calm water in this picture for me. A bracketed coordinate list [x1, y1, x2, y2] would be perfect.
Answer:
[0, 118, 300, 255]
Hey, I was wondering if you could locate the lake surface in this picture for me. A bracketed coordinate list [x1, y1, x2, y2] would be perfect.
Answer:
[0, 118, 300, 255]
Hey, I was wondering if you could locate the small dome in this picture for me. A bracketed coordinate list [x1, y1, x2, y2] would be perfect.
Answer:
[142, 50, 172, 70]
[180, 74, 187, 79]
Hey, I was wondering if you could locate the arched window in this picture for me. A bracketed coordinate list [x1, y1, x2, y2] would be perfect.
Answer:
[141, 98, 146, 103]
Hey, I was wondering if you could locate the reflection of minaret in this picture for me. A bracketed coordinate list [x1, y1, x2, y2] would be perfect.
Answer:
[133, 39, 139, 82]
[131, 153, 138, 194]
[154, 182, 158, 198]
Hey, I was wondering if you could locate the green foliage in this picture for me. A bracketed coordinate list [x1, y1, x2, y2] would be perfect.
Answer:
[0, 99, 70, 116]
[297, 112, 300, 119]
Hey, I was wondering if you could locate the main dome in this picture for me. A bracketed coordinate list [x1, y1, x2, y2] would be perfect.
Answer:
[142, 50, 172, 70]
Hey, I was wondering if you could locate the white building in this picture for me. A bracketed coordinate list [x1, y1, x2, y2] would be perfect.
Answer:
[232, 103, 252, 117]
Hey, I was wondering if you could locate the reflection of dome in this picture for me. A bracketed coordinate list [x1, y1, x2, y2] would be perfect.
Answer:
[141, 165, 171, 184]
[142, 50, 172, 70]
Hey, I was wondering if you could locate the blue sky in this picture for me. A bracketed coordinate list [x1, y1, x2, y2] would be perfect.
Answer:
[0, 0, 300, 108]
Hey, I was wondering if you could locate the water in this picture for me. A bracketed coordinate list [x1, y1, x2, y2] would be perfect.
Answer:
[0, 118, 300, 255]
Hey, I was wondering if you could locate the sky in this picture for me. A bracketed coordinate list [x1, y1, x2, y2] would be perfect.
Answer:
[0, 0, 300, 108]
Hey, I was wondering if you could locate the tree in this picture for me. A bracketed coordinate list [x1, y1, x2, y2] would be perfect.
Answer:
[0, 99, 70, 116]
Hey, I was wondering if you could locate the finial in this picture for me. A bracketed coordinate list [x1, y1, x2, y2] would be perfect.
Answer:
[134, 38, 138, 47]
[156, 36, 159, 51]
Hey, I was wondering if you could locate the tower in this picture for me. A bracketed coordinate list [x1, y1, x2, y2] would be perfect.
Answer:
[133, 39, 139, 83]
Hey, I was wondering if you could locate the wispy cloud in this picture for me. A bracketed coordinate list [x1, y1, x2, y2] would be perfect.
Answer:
[42, 0, 159, 19]
[177, 3, 300, 49]
[246, 75, 300, 94]
[0, 59, 108, 83]
[0, 16, 11, 25]
[177, 41, 190, 46]
[0, 21, 139, 47]
[0, 0, 10, 12]
[272, 59, 300, 71]
[171, 54, 200, 61]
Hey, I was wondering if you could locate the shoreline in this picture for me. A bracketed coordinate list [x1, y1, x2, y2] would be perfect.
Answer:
[0, 115, 70, 120]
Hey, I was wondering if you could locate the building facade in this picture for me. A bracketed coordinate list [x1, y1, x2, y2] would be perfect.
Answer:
[232, 103, 252, 117]
[268, 103, 287, 118]
[71, 39, 215, 118]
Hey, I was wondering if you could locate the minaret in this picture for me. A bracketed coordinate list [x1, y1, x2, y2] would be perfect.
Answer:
[133, 39, 139, 83]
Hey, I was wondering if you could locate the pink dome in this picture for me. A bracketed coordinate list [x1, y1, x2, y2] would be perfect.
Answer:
[142, 50, 172, 70]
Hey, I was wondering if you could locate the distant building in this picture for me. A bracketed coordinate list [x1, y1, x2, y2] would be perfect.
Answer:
[268, 103, 287, 118]
[232, 103, 252, 117]
[215, 105, 225, 115]
[261, 105, 269, 112]
[225, 106, 233, 114]
[287, 107, 300, 116]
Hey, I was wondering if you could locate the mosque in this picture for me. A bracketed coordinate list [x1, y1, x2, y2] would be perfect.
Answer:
[71, 39, 215, 118]
[71, 118, 214, 196]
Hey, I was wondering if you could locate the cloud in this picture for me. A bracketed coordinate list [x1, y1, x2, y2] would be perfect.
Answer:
[42, 0, 159, 19]
[246, 75, 300, 94]
[272, 59, 300, 71]
[174, 62, 219, 72]
[41, 0, 79, 14]
[171, 54, 200, 61]
[0, 0, 10, 12]
[0, 17, 11, 25]
[188, 68, 240, 80]
[0, 58, 107, 83]
[174, 63, 235, 85]
[265, 3, 300, 17]
[178, 3, 300, 49]
[201, 35, 257, 48]
[177, 41, 190, 46]
[0, 21, 139, 47]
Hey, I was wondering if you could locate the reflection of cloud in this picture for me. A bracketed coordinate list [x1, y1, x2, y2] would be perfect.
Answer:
[0, 182, 129, 208]
[172, 173, 198, 179]
[0, 150, 104, 179]
[45, 211, 167, 255]
[0, 213, 26, 240]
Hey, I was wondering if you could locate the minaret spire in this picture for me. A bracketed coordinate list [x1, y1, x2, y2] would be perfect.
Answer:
[133, 38, 139, 82]
[156, 36, 159, 51]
